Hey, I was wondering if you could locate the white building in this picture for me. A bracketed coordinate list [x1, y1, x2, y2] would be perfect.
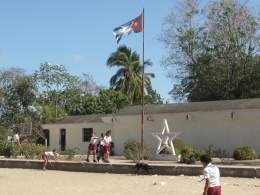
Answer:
[42, 98, 260, 155]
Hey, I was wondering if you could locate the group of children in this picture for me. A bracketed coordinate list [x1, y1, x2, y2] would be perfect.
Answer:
[41, 130, 113, 170]
[41, 152, 221, 195]
[86, 130, 112, 163]
[40, 130, 221, 195]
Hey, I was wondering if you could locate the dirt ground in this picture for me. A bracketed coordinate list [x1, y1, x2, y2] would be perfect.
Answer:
[0, 168, 260, 195]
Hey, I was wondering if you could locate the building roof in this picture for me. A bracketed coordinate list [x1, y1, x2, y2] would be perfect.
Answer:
[117, 98, 260, 116]
[46, 98, 260, 124]
[53, 114, 110, 124]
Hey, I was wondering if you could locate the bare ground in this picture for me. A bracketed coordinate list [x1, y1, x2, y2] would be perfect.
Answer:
[0, 168, 260, 195]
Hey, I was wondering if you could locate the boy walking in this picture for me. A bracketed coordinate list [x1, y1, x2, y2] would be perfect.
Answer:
[200, 154, 221, 195]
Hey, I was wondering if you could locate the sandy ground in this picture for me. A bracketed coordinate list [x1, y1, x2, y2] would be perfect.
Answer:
[0, 168, 260, 195]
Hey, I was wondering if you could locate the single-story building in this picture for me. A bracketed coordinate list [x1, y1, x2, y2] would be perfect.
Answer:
[42, 98, 260, 156]
[42, 114, 112, 153]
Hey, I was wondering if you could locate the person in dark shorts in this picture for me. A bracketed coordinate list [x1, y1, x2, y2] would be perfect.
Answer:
[97, 133, 104, 162]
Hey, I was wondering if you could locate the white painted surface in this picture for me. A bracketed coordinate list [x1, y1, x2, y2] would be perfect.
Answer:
[43, 108, 260, 156]
[110, 109, 260, 155]
[42, 123, 112, 154]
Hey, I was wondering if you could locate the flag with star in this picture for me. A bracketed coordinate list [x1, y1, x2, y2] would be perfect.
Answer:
[113, 13, 143, 44]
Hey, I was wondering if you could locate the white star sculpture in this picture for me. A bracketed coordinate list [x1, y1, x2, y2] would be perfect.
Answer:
[153, 119, 181, 156]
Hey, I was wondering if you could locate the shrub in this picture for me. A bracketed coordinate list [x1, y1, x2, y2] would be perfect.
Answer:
[159, 139, 189, 155]
[172, 139, 202, 164]
[0, 126, 9, 140]
[193, 149, 204, 161]
[204, 144, 215, 157]
[233, 145, 256, 160]
[174, 139, 187, 155]
[204, 144, 229, 158]
[0, 141, 17, 157]
[20, 143, 44, 159]
[123, 139, 149, 162]
[59, 147, 80, 160]
[180, 148, 196, 164]
[60, 147, 80, 155]
[212, 148, 229, 158]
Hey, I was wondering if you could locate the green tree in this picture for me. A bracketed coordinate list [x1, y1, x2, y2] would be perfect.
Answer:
[33, 62, 79, 94]
[71, 93, 101, 115]
[160, 0, 260, 101]
[33, 104, 67, 124]
[98, 89, 129, 113]
[33, 62, 80, 118]
[33, 62, 79, 104]
[64, 89, 129, 115]
[144, 85, 163, 104]
[79, 73, 102, 95]
[0, 68, 36, 127]
[107, 46, 155, 104]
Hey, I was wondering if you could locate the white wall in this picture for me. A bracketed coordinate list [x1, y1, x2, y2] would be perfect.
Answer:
[111, 109, 260, 156]
[42, 123, 112, 154]
[42, 108, 260, 156]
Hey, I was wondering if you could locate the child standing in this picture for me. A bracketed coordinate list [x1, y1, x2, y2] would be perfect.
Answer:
[103, 130, 112, 163]
[13, 131, 20, 146]
[41, 149, 58, 170]
[200, 154, 221, 195]
[86, 132, 99, 162]
[97, 133, 104, 162]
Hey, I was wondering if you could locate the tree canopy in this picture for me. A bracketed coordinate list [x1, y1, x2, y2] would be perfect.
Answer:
[107, 45, 162, 104]
[0, 63, 130, 131]
[160, 0, 260, 101]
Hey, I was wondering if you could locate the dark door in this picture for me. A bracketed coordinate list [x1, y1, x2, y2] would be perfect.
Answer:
[43, 129, 50, 147]
[60, 129, 66, 151]
[36, 129, 50, 147]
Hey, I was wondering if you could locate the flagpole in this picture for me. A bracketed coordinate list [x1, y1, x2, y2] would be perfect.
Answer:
[140, 8, 145, 161]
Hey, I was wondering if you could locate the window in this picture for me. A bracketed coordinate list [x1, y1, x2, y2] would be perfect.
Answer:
[82, 128, 93, 142]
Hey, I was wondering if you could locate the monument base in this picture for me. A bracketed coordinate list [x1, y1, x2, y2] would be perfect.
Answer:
[151, 154, 179, 161]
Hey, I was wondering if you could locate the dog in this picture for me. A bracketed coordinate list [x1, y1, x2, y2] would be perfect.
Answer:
[134, 162, 152, 173]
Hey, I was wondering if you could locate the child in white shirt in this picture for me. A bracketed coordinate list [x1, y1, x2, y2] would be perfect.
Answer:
[103, 130, 112, 163]
[41, 149, 59, 170]
[200, 154, 221, 195]
[13, 132, 20, 146]
[86, 132, 99, 162]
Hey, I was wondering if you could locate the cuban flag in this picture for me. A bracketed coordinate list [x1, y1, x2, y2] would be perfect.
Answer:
[113, 14, 143, 44]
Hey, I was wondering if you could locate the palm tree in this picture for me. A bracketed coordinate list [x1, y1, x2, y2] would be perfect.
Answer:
[107, 46, 155, 104]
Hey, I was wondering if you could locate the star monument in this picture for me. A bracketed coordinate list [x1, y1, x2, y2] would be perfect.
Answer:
[153, 118, 181, 156]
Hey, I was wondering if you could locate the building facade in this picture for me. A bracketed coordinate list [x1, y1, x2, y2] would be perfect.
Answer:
[42, 98, 260, 156]
[42, 115, 112, 154]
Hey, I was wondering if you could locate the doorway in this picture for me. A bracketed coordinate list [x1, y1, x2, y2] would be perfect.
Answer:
[60, 129, 66, 151]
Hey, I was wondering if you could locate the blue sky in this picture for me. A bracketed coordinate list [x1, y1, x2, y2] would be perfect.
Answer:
[0, 0, 259, 102]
